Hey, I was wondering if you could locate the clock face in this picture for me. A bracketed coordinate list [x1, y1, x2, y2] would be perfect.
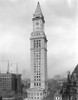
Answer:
[36, 21, 39, 25]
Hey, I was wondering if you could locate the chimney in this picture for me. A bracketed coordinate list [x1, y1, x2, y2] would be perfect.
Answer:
[67, 71, 71, 82]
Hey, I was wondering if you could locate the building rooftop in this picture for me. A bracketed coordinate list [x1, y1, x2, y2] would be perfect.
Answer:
[43, 93, 54, 100]
[34, 2, 42, 16]
[72, 64, 78, 79]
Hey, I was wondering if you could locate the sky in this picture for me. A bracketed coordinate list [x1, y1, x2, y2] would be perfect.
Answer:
[0, 0, 78, 79]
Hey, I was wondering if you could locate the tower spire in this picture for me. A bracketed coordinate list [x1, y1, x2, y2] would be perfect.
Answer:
[33, 2, 45, 22]
[34, 1, 42, 16]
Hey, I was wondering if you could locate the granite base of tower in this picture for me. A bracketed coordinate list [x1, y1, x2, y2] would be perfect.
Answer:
[27, 88, 47, 100]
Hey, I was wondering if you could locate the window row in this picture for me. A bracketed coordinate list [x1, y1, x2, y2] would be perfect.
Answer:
[29, 97, 41, 99]
[33, 40, 41, 48]
[34, 82, 41, 86]
[34, 69, 41, 72]
[34, 54, 41, 58]
[34, 76, 41, 78]
[34, 79, 41, 81]
[28, 92, 42, 96]
[34, 71, 41, 74]
[34, 50, 41, 52]
[34, 62, 41, 66]
[34, 73, 41, 75]
[34, 65, 41, 67]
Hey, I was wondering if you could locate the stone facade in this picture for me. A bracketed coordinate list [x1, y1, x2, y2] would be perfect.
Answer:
[56, 65, 78, 100]
[27, 2, 47, 100]
[0, 73, 21, 94]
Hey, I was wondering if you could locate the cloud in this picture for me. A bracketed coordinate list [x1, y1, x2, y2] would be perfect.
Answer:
[0, 0, 77, 78]
[44, 0, 78, 77]
[44, 0, 77, 24]
[9, 0, 17, 2]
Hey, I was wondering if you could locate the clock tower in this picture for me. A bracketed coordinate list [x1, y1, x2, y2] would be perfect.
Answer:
[27, 2, 48, 100]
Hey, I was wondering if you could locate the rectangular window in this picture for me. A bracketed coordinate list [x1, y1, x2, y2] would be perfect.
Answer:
[39, 83, 41, 86]
[37, 93, 39, 95]
[34, 83, 36, 86]
[33, 40, 36, 48]
[40, 93, 42, 95]
[37, 83, 38, 86]
[37, 97, 39, 99]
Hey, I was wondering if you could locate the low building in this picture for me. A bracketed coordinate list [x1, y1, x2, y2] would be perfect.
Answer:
[0, 73, 17, 91]
[0, 73, 21, 95]
[54, 91, 62, 100]
[56, 64, 78, 100]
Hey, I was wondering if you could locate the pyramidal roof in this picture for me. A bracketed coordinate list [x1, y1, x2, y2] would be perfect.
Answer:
[34, 2, 42, 16]
[72, 64, 78, 79]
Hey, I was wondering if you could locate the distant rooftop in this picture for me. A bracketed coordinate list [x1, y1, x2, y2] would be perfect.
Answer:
[72, 64, 78, 79]
[43, 93, 54, 100]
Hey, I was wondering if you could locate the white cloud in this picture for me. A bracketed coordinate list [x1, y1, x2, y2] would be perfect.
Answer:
[0, 0, 77, 78]
[9, 0, 17, 2]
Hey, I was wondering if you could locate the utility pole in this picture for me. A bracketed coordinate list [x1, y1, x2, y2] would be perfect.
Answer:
[7, 60, 9, 73]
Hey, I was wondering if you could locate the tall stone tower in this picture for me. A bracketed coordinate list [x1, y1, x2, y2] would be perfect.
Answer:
[27, 2, 47, 100]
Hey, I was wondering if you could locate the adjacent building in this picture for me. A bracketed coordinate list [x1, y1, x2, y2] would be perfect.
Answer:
[0, 73, 16, 91]
[16, 74, 21, 93]
[54, 64, 78, 100]
[27, 2, 48, 100]
[0, 72, 21, 95]
[54, 91, 62, 100]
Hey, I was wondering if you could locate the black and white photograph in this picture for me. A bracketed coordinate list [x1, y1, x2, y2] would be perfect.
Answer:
[0, 0, 77, 100]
